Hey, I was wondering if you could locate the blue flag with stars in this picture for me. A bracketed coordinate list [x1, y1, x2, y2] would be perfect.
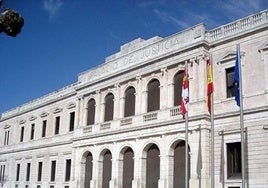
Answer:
[234, 45, 240, 106]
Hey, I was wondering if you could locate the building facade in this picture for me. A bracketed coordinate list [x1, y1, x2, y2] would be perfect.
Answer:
[1, 10, 268, 188]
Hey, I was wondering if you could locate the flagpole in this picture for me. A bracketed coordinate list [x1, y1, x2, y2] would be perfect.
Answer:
[185, 60, 189, 188]
[209, 55, 215, 188]
[237, 44, 246, 188]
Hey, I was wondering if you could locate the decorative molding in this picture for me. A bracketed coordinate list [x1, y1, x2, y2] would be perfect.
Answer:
[53, 107, 63, 114]
[217, 50, 245, 64]
[36, 154, 44, 158]
[29, 115, 37, 121]
[4, 124, 11, 129]
[258, 41, 268, 52]
[40, 111, 49, 118]
[67, 102, 76, 109]
[19, 119, 26, 124]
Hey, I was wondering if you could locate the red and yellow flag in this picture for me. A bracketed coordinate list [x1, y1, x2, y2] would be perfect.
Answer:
[207, 59, 214, 113]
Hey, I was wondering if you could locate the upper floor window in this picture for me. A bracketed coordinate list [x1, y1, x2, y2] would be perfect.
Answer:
[30, 124, 35, 140]
[173, 71, 184, 106]
[87, 99, 96, 125]
[124, 86, 136, 117]
[104, 93, 114, 122]
[0, 164, 6, 182]
[226, 67, 235, 98]
[147, 79, 160, 112]
[227, 142, 241, 179]
[55, 116, 60, 135]
[20, 126, 24, 142]
[69, 112, 75, 132]
[4, 130, 9, 145]
[42, 120, 47, 137]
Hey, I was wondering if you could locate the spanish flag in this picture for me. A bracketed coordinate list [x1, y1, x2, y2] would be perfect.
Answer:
[207, 59, 214, 113]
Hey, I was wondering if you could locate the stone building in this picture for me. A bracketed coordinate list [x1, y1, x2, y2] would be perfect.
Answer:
[1, 9, 268, 188]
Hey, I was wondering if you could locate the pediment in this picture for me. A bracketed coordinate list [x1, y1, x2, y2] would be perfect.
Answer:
[53, 107, 62, 114]
[4, 124, 11, 129]
[258, 41, 268, 52]
[67, 102, 76, 109]
[217, 50, 245, 64]
[19, 119, 26, 124]
[29, 115, 37, 121]
[40, 111, 49, 118]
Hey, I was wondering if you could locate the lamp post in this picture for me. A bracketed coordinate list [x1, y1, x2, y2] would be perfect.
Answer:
[0, 0, 24, 37]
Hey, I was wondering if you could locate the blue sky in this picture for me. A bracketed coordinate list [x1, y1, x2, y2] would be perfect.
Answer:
[0, 0, 268, 114]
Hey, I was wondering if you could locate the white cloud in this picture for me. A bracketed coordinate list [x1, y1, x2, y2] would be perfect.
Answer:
[153, 8, 190, 29]
[43, 0, 63, 19]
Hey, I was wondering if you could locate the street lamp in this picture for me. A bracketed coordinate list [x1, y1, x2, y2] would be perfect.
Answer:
[0, 0, 24, 37]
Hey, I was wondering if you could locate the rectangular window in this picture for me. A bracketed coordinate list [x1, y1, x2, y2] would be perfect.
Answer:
[69, 112, 75, 132]
[30, 124, 35, 140]
[42, 120, 47, 137]
[4, 131, 9, 145]
[20, 126, 24, 142]
[37, 162, 43, 181]
[26, 163, 31, 181]
[4, 131, 7, 145]
[226, 67, 235, 98]
[50, 160, 56, 182]
[0, 165, 2, 181]
[16, 163, 20, 181]
[0, 165, 4, 182]
[65, 159, 71, 181]
[227, 142, 242, 179]
[6, 130, 9, 145]
[55, 116, 60, 135]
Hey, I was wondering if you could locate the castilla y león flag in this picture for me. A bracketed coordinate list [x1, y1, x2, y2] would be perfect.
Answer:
[181, 67, 189, 118]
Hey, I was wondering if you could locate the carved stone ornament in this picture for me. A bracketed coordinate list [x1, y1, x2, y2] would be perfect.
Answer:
[4, 124, 11, 129]
[217, 50, 245, 64]
[19, 119, 26, 124]
[29, 115, 37, 121]
[53, 107, 63, 114]
[40, 111, 49, 118]
[67, 102, 76, 109]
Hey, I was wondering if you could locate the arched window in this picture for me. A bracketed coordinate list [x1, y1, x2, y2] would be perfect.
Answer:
[122, 147, 134, 188]
[84, 152, 93, 188]
[87, 99, 96, 125]
[173, 71, 184, 106]
[104, 93, 114, 122]
[146, 144, 160, 188]
[173, 141, 190, 188]
[102, 150, 112, 188]
[124, 87, 136, 117]
[147, 79, 160, 112]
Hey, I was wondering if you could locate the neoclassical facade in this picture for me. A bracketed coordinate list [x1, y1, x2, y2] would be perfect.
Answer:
[1, 10, 268, 188]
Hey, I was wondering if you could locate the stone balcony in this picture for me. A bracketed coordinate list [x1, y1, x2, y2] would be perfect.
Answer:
[80, 106, 181, 136]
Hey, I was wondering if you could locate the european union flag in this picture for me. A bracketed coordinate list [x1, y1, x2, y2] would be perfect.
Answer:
[234, 45, 240, 106]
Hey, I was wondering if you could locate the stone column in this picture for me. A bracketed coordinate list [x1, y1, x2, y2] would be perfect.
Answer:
[135, 76, 142, 115]
[114, 84, 121, 119]
[76, 96, 83, 127]
[259, 47, 268, 102]
[158, 154, 168, 187]
[99, 93, 105, 123]
[198, 56, 206, 101]
[160, 67, 168, 109]
[95, 90, 101, 124]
